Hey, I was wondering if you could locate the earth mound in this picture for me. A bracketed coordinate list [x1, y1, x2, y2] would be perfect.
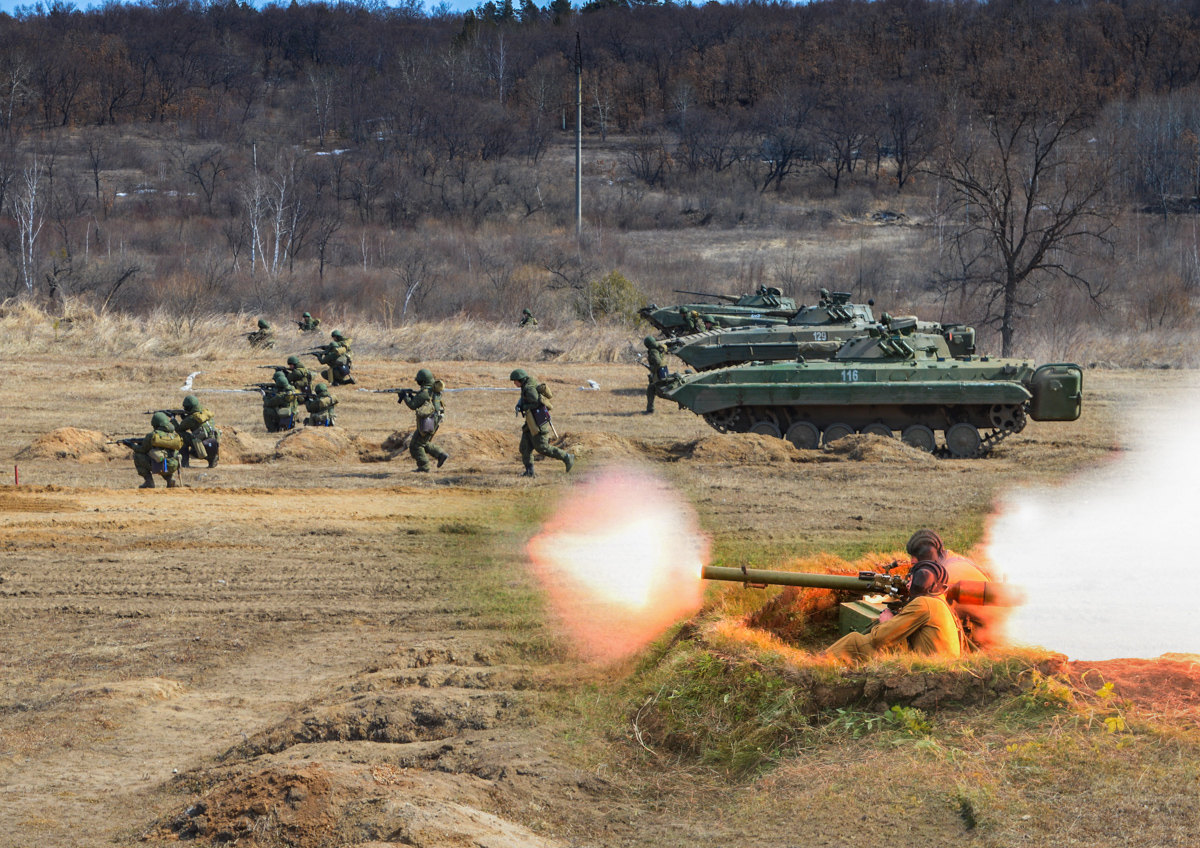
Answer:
[217, 426, 274, 464]
[556, 430, 646, 460]
[680, 433, 798, 463]
[383, 428, 514, 463]
[821, 434, 938, 464]
[274, 427, 364, 461]
[16, 427, 125, 462]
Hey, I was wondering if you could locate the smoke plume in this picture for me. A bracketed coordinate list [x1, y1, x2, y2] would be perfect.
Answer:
[987, 386, 1200, 660]
[526, 466, 708, 662]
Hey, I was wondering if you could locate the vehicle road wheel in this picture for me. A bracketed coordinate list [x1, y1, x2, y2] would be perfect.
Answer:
[862, 423, 893, 438]
[945, 422, 982, 458]
[749, 421, 782, 438]
[822, 422, 855, 446]
[784, 421, 820, 450]
[901, 424, 937, 452]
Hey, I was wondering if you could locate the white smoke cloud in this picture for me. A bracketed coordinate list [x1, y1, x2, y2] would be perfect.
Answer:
[988, 379, 1200, 660]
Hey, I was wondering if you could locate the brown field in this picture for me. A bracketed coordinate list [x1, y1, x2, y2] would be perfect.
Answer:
[2, 354, 1197, 847]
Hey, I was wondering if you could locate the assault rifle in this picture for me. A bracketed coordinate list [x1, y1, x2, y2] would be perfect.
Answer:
[107, 437, 141, 449]
[143, 408, 185, 418]
[257, 365, 290, 371]
[370, 387, 416, 399]
[245, 382, 284, 395]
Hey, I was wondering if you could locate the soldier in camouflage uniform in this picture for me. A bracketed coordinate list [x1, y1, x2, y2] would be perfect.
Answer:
[510, 368, 574, 477]
[262, 370, 301, 432]
[403, 368, 449, 473]
[247, 318, 275, 349]
[317, 329, 356, 385]
[176, 394, 220, 468]
[643, 334, 669, 414]
[303, 382, 337, 426]
[519, 308, 538, 327]
[131, 412, 184, 488]
[280, 355, 314, 394]
[298, 311, 321, 331]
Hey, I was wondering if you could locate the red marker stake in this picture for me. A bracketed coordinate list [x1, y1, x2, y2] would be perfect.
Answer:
[14, 465, 18, 486]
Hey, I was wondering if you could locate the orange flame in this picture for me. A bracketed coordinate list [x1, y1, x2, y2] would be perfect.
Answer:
[526, 466, 709, 662]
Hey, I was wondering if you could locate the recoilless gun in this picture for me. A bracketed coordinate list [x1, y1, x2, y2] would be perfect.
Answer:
[702, 564, 1024, 636]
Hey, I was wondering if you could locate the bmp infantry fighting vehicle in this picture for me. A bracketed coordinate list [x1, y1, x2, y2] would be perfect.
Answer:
[640, 286, 798, 336]
[665, 290, 980, 372]
[656, 321, 1082, 457]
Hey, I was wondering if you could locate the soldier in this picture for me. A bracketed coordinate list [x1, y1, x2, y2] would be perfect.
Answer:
[678, 307, 705, 334]
[303, 382, 337, 426]
[317, 329, 356, 385]
[643, 334, 669, 414]
[825, 561, 962, 663]
[905, 529, 1003, 649]
[519, 308, 538, 327]
[131, 412, 184, 489]
[402, 368, 449, 473]
[262, 371, 300, 433]
[176, 394, 220, 468]
[281, 355, 314, 394]
[298, 311, 321, 331]
[510, 368, 574, 477]
[247, 318, 275, 349]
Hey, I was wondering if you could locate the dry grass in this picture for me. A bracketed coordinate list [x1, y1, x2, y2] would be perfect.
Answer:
[0, 298, 641, 362]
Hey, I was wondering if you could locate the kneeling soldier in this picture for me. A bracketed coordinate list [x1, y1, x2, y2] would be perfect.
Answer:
[262, 371, 300, 433]
[403, 368, 448, 473]
[510, 368, 573, 477]
[304, 382, 338, 426]
[281, 355, 314, 394]
[247, 318, 275, 349]
[132, 412, 184, 489]
[176, 394, 221, 468]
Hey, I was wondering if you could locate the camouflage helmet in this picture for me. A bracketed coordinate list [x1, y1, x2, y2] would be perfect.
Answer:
[258, 318, 270, 330]
[416, 368, 434, 386]
[644, 335, 657, 347]
[314, 382, 329, 396]
[509, 368, 529, 382]
[286, 355, 301, 367]
[182, 395, 200, 412]
[522, 308, 532, 315]
[331, 330, 345, 340]
[151, 411, 172, 430]
[273, 371, 291, 389]
[303, 312, 312, 318]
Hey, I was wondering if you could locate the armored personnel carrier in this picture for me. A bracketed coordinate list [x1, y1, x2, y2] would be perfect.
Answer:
[640, 286, 798, 336]
[656, 324, 1082, 457]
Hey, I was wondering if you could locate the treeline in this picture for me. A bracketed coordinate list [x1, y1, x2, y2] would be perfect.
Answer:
[1, 0, 1200, 347]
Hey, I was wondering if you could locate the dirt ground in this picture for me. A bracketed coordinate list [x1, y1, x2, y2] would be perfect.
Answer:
[1, 357, 1196, 847]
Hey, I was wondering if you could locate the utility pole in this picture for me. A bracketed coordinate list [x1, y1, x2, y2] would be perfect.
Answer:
[574, 32, 582, 240]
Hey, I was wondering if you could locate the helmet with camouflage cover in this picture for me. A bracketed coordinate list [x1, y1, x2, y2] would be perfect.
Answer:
[151, 412, 172, 430]
[258, 318, 270, 330]
[273, 371, 291, 389]
[303, 312, 311, 318]
[416, 368, 434, 386]
[331, 330, 345, 341]
[183, 395, 200, 412]
[644, 335, 657, 347]
[287, 355, 301, 367]
[522, 308, 532, 315]
[314, 382, 329, 396]
[509, 368, 529, 382]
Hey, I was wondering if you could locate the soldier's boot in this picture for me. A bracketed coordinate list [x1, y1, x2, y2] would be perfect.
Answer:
[344, 375, 357, 385]
[166, 474, 182, 488]
[644, 404, 654, 415]
[180, 451, 191, 468]
[138, 473, 156, 489]
[564, 453, 575, 473]
[521, 463, 536, 478]
[414, 465, 430, 473]
[436, 453, 448, 469]
[207, 445, 219, 468]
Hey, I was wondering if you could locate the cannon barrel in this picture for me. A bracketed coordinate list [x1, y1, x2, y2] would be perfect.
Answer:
[674, 289, 741, 303]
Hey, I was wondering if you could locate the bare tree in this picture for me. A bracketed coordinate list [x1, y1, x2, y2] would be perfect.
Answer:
[12, 156, 44, 294]
[935, 102, 1117, 355]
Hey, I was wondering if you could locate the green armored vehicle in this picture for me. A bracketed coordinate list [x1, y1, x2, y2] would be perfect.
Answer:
[656, 324, 1082, 457]
[640, 286, 798, 336]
